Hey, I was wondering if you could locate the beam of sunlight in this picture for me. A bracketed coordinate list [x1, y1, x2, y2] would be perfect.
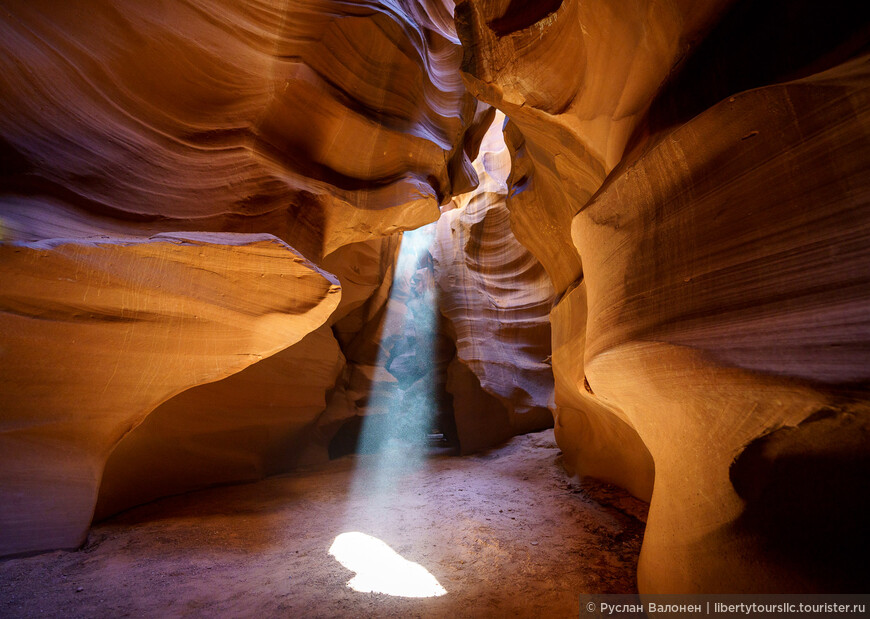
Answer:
[349, 222, 440, 497]
[329, 114, 512, 601]
[329, 532, 447, 598]
[329, 223, 445, 598]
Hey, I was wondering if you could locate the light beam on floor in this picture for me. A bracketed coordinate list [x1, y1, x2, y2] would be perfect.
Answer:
[327, 222, 446, 595]
[326, 112, 517, 598]
[329, 532, 447, 598]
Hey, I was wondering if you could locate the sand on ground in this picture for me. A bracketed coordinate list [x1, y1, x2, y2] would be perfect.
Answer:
[0, 430, 647, 618]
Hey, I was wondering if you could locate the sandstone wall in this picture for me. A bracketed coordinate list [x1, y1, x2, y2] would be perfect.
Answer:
[3, 0, 867, 593]
[434, 112, 555, 452]
[0, 233, 340, 555]
[457, 0, 870, 593]
[0, 0, 480, 555]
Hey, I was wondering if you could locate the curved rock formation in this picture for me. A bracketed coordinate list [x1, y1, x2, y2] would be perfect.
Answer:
[321, 111, 557, 456]
[454, 0, 732, 294]
[94, 233, 408, 519]
[0, 0, 479, 258]
[2, 0, 868, 596]
[575, 57, 870, 593]
[434, 112, 554, 451]
[94, 323, 344, 519]
[0, 233, 340, 556]
[549, 281, 654, 502]
[0, 0, 480, 555]
[457, 0, 870, 594]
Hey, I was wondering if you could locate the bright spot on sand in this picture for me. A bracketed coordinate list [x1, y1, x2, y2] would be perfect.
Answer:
[329, 532, 447, 598]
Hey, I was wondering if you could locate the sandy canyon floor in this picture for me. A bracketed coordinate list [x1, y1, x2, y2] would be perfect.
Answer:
[0, 430, 647, 618]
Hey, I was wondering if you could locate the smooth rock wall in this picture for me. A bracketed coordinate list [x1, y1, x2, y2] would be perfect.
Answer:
[0, 233, 340, 556]
[434, 113, 555, 451]
[0, 0, 480, 555]
[575, 57, 870, 592]
[456, 0, 870, 592]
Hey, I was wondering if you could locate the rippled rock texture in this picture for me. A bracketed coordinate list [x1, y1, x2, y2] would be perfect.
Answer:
[434, 112, 554, 452]
[2, 0, 868, 596]
[0, 0, 480, 556]
[0, 0, 479, 257]
[458, 0, 870, 593]
[326, 113, 556, 457]
[0, 233, 340, 556]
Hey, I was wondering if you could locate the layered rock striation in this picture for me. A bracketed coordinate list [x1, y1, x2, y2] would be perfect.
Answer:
[2, 0, 867, 594]
[0, 233, 340, 556]
[0, 0, 480, 257]
[434, 112, 554, 452]
[0, 0, 482, 555]
[325, 114, 557, 457]
[575, 57, 870, 593]
[457, 0, 870, 593]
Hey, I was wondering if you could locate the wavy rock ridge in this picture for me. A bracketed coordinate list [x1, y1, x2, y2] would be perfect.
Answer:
[0, 233, 340, 555]
[434, 112, 554, 452]
[457, 0, 870, 593]
[0, 0, 481, 556]
[1, 0, 868, 595]
[0, 0, 480, 256]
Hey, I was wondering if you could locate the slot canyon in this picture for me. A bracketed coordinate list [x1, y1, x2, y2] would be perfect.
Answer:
[1, 0, 869, 616]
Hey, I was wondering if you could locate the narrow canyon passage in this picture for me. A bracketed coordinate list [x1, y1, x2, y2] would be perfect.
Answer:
[1, 0, 868, 605]
[0, 430, 646, 618]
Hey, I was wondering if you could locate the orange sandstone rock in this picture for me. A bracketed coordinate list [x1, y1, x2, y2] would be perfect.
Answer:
[434, 113, 554, 451]
[0, 0, 479, 258]
[574, 57, 870, 592]
[458, 0, 870, 593]
[94, 323, 344, 519]
[455, 0, 732, 293]
[0, 233, 340, 556]
[549, 281, 654, 502]
[0, 0, 478, 555]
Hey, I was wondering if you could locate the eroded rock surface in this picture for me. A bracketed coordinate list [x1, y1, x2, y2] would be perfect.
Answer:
[94, 323, 345, 520]
[575, 57, 870, 593]
[458, 0, 870, 593]
[0, 233, 340, 556]
[434, 113, 554, 451]
[0, 0, 481, 258]
[549, 281, 654, 502]
[455, 0, 732, 294]
[2, 0, 868, 595]
[323, 112, 556, 457]
[0, 0, 487, 556]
